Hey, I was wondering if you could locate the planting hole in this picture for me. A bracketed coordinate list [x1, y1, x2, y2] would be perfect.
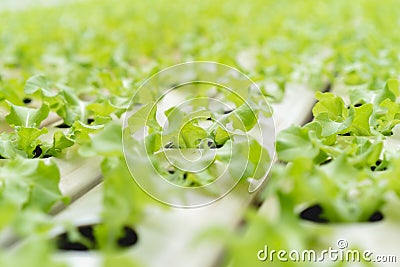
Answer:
[56, 123, 71, 128]
[32, 145, 52, 159]
[56, 224, 138, 251]
[369, 211, 384, 222]
[168, 166, 175, 174]
[22, 98, 32, 104]
[33, 146, 43, 158]
[56, 225, 96, 251]
[117, 226, 139, 247]
[370, 160, 387, 172]
[299, 204, 328, 223]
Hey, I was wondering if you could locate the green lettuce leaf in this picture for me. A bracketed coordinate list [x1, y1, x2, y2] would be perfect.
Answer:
[0, 158, 63, 212]
[6, 103, 49, 128]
